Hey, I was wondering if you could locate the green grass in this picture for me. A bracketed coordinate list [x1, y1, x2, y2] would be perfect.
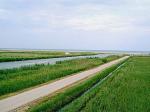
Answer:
[28, 58, 126, 112]
[0, 55, 120, 97]
[59, 56, 150, 112]
[0, 50, 99, 62]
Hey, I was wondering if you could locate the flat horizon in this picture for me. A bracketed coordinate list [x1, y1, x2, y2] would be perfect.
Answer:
[0, 48, 150, 53]
[0, 0, 150, 51]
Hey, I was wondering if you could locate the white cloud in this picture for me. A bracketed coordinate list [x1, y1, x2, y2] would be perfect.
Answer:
[0, 0, 150, 50]
[65, 14, 135, 32]
[1, 0, 150, 33]
[23, 2, 149, 32]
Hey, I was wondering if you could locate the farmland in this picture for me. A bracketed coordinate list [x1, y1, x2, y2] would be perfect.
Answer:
[29, 56, 150, 112]
[0, 55, 120, 97]
[0, 50, 99, 62]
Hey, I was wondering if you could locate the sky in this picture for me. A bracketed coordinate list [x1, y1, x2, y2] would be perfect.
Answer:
[0, 0, 150, 51]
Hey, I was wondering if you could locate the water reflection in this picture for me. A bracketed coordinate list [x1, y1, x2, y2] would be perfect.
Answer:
[0, 54, 113, 69]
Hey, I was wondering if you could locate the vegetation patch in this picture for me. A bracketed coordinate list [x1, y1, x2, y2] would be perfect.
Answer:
[0, 56, 120, 97]
[0, 50, 99, 62]
[59, 57, 150, 112]
[28, 57, 126, 112]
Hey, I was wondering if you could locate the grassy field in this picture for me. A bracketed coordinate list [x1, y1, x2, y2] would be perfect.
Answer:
[0, 50, 99, 62]
[0, 55, 120, 97]
[29, 59, 126, 112]
[60, 57, 150, 112]
[29, 56, 149, 112]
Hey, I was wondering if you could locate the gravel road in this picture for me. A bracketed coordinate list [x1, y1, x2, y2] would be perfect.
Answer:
[0, 56, 129, 112]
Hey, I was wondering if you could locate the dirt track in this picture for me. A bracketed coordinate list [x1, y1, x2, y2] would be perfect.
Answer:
[0, 56, 129, 112]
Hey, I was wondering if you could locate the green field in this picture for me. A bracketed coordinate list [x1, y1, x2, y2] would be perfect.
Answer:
[29, 56, 150, 112]
[0, 50, 99, 62]
[0, 55, 119, 97]
[29, 60, 126, 112]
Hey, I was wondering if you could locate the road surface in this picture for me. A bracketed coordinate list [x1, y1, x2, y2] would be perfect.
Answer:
[0, 56, 129, 112]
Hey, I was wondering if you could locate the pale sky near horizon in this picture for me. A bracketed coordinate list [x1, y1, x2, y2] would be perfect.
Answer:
[0, 0, 150, 51]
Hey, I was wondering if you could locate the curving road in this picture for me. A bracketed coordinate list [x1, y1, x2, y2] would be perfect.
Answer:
[0, 56, 129, 112]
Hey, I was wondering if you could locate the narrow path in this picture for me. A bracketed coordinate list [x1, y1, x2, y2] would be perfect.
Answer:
[0, 56, 129, 112]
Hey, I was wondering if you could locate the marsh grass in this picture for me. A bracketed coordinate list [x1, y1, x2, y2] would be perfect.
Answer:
[0, 56, 119, 96]
[0, 58, 101, 96]
[0, 51, 98, 62]
[29, 59, 125, 112]
[60, 57, 150, 112]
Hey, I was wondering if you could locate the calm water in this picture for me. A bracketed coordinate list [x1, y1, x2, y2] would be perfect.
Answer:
[0, 54, 113, 70]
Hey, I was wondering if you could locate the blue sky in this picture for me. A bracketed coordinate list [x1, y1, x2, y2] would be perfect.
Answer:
[0, 0, 150, 51]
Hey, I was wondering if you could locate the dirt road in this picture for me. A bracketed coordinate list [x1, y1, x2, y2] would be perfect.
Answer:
[0, 56, 129, 112]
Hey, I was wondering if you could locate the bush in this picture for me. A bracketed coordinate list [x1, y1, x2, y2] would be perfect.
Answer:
[102, 58, 107, 63]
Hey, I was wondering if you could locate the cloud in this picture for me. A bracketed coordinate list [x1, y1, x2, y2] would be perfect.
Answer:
[0, 0, 150, 50]
[0, 1, 149, 30]
[0, 0, 150, 33]
[23, 2, 150, 32]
